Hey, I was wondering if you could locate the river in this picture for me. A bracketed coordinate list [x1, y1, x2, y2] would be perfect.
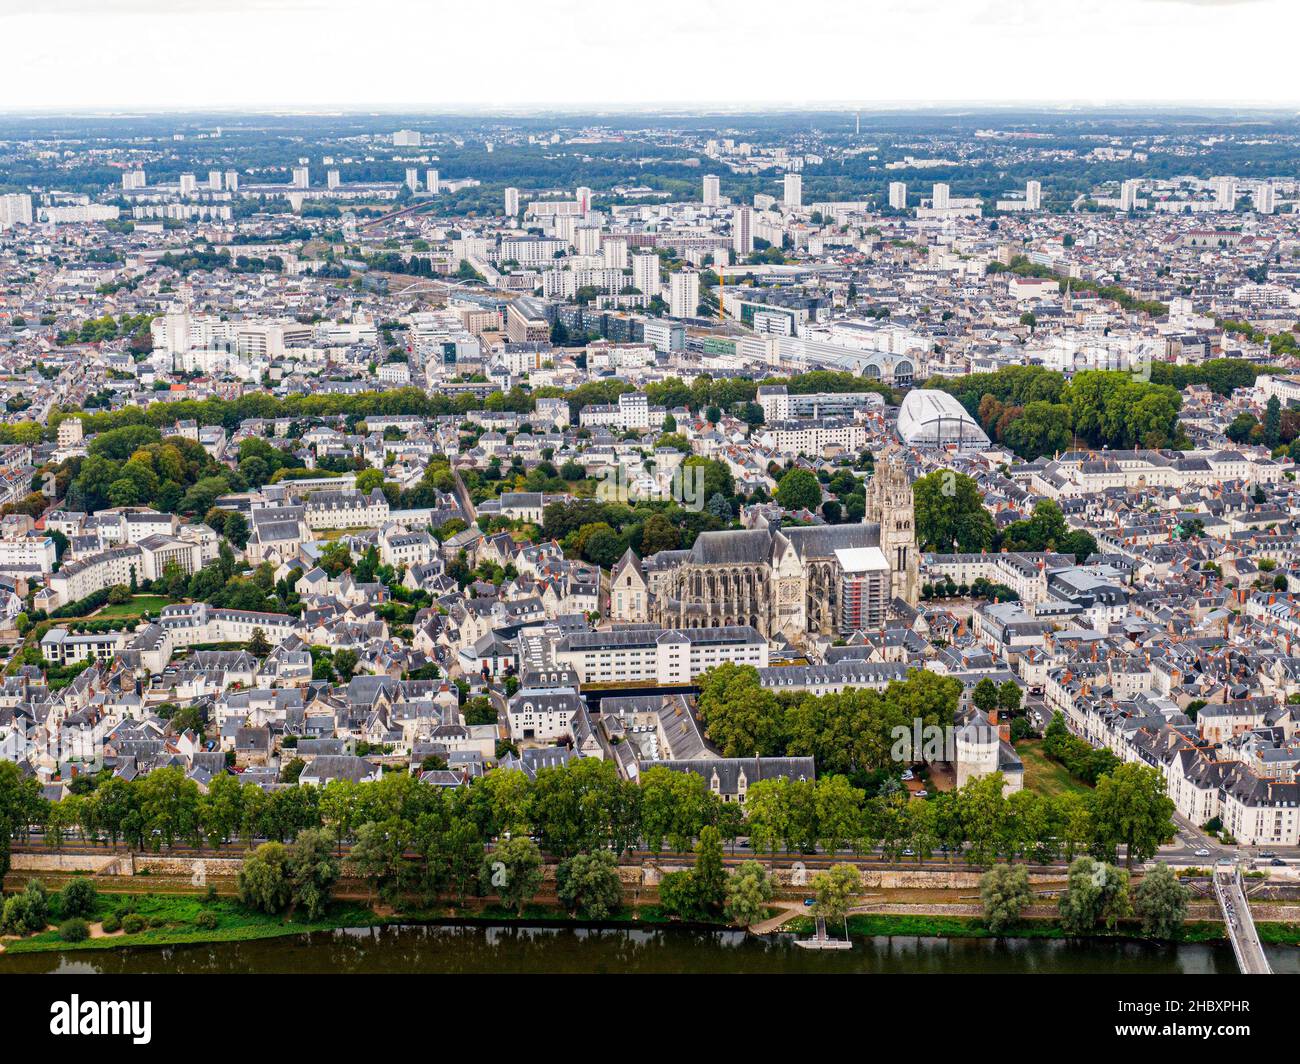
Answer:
[3, 924, 1298, 974]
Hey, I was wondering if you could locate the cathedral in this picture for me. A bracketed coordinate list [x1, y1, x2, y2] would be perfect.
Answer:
[609, 450, 919, 644]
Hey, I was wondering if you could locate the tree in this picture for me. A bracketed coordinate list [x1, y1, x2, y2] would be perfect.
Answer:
[657, 869, 703, 919]
[693, 826, 726, 915]
[913, 470, 996, 552]
[0, 760, 43, 880]
[1090, 763, 1175, 869]
[1133, 863, 1189, 939]
[529, 757, 632, 857]
[584, 528, 626, 570]
[639, 513, 680, 555]
[556, 851, 623, 919]
[286, 828, 339, 919]
[136, 767, 201, 849]
[1002, 401, 1071, 460]
[223, 511, 250, 549]
[58, 878, 98, 919]
[695, 663, 788, 758]
[238, 842, 292, 914]
[0, 880, 49, 936]
[1226, 412, 1259, 444]
[972, 677, 1000, 716]
[814, 775, 865, 852]
[997, 681, 1022, 716]
[247, 627, 272, 657]
[810, 863, 860, 928]
[1058, 856, 1131, 933]
[1264, 395, 1282, 448]
[955, 773, 1009, 866]
[462, 696, 497, 727]
[724, 861, 774, 926]
[332, 648, 359, 681]
[484, 836, 544, 916]
[775, 468, 822, 511]
[979, 864, 1033, 933]
[706, 493, 732, 521]
[638, 767, 714, 853]
[351, 818, 412, 904]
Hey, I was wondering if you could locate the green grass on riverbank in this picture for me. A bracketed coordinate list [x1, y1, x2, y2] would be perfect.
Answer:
[1, 890, 764, 954]
[3, 893, 377, 955]
[782, 913, 1300, 946]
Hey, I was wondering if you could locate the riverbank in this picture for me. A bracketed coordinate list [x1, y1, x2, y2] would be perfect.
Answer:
[782, 912, 1300, 946]
[7, 887, 1299, 956]
[0, 886, 745, 955]
[1, 893, 379, 954]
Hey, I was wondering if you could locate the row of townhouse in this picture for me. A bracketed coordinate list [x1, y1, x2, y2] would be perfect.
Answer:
[1244, 591, 1300, 638]
[1135, 726, 1300, 848]
[1050, 664, 1300, 845]
[756, 660, 911, 697]
[922, 551, 1075, 605]
[302, 487, 391, 530]
[1029, 449, 1286, 499]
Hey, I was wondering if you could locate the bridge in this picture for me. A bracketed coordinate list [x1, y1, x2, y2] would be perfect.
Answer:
[1214, 866, 1272, 975]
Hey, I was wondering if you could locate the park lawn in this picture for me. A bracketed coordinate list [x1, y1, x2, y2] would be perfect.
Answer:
[1015, 739, 1092, 799]
[318, 527, 371, 542]
[89, 595, 172, 619]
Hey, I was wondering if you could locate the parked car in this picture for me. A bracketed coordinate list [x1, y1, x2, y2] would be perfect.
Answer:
[914, 789, 928, 799]
[803, 898, 815, 908]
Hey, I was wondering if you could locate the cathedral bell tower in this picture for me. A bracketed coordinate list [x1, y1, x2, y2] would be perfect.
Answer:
[866, 448, 920, 606]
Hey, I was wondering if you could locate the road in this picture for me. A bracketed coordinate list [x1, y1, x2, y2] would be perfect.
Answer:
[449, 467, 476, 523]
[11, 834, 1280, 875]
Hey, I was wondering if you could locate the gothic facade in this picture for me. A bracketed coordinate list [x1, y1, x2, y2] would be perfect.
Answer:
[629, 451, 919, 643]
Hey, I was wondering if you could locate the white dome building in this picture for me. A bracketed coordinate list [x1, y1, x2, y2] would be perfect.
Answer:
[896, 389, 990, 452]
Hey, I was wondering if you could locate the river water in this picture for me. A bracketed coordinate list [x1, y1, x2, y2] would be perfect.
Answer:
[2, 924, 1297, 974]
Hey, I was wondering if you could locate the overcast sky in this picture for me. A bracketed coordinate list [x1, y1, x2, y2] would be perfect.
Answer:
[0, 0, 1296, 112]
